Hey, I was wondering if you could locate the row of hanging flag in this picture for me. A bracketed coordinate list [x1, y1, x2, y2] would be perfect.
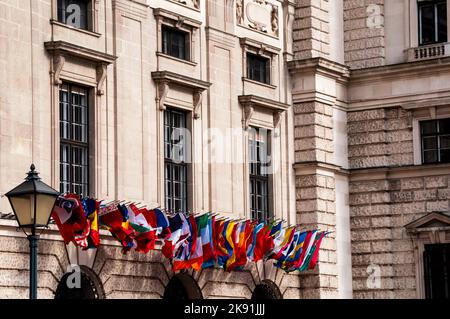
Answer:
[51, 193, 329, 273]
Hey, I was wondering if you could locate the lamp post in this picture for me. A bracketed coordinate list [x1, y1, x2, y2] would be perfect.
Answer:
[5, 164, 60, 299]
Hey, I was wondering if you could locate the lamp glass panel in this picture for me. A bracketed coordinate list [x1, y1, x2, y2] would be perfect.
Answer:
[9, 194, 34, 226]
[35, 194, 57, 226]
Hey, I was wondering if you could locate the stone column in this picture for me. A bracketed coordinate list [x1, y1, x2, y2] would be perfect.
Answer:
[288, 57, 351, 298]
[293, 0, 331, 60]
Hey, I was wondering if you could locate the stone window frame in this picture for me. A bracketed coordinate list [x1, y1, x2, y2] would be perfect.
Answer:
[154, 8, 201, 66]
[405, 212, 450, 299]
[45, 41, 116, 197]
[408, 103, 450, 165]
[407, 0, 450, 48]
[51, 0, 101, 37]
[240, 37, 280, 89]
[151, 71, 211, 211]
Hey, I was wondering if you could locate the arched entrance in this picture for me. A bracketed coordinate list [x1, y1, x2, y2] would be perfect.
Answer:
[251, 280, 283, 299]
[163, 273, 203, 300]
[55, 266, 105, 299]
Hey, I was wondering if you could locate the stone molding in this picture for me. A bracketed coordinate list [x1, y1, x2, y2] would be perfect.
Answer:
[44, 41, 117, 95]
[238, 94, 289, 129]
[151, 71, 211, 118]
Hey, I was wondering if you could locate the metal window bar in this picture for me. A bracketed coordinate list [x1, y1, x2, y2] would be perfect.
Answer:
[59, 83, 89, 196]
[164, 108, 188, 213]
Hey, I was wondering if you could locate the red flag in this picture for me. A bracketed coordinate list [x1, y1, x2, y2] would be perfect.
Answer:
[308, 232, 327, 270]
[52, 194, 89, 246]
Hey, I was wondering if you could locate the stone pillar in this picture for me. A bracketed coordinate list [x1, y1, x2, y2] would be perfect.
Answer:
[343, 0, 385, 69]
[293, 0, 330, 60]
[288, 58, 351, 298]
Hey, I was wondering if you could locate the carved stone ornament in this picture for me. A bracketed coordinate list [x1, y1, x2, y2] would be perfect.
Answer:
[156, 80, 170, 111]
[53, 55, 66, 85]
[96, 63, 107, 96]
[193, 90, 203, 119]
[173, 0, 199, 10]
[273, 110, 282, 128]
[237, 0, 279, 37]
[243, 104, 255, 130]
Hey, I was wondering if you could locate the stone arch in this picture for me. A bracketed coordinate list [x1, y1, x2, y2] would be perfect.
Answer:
[251, 279, 283, 300]
[55, 265, 105, 299]
[163, 272, 203, 300]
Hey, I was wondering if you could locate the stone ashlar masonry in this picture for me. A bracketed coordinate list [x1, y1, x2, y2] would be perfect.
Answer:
[344, 0, 385, 69]
[293, 0, 331, 60]
[0, 232, 305, 299]
[294, 101, 338, 298]
[348, 107, 450, 298]
[348, 107, 413, 170]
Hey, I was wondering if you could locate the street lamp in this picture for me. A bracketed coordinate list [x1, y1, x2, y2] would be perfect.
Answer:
[5, 164, 60, 299]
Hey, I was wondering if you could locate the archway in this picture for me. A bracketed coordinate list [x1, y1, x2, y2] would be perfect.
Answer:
[163, 273, 203, 300]
[251, 280, 283, 300]
[55, 266, 105, 299]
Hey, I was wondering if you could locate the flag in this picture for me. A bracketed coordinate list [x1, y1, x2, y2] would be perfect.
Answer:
[247, 222, 264, 262]
[189, 214, 210, 271]
[173, 214, 199, 271]
[161, 213, 184, 259]
[215, 219, 229, 266]
[280, 231, 307, 272]
[297, 230, 318, 271]
[232, 220, 254, 270]
[201, 215, 215, 269]
[252, 224, 273, 262]
[270, 226, 295, 261]
[83, 197, 100, 249]
[307, 231, 328, 270]
[99, 202, 135, 252]
[154, 208, 171, 239]
[51, 194, 89, 246]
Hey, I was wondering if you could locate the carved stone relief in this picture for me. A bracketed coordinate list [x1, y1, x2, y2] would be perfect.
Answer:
[171, 0, 200, 10]
[236, 0, 279, 37]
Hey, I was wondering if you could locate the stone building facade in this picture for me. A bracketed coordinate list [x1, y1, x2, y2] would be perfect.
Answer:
[0, 0, 450, 299]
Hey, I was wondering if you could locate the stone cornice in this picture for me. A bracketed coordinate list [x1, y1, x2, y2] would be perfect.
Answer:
[151, 71, 211, 90]
[287, 57, 350, 83]
[349, 163, 450, 181]
[239, 37, 281, 55]
[44, 41, 117, 65]
[238, 95, 289, 111]
[349, 56, 450, 83]
[293, 161, 349, 176]
[153, 7, 202, 28]
[238, 95, 290, 130]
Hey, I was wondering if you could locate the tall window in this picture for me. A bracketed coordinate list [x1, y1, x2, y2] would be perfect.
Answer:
[424, 244, 450, 299]
[60, 83, 90, 195]
[421, 119, 450, 164]
[249, 128, 271, 222]
[164, 108, 188, 212]
[247, 53, 270, 84]
[57, 0, 91, 30]
[418, 0, 447, 45]
[162, 25, 190, 60]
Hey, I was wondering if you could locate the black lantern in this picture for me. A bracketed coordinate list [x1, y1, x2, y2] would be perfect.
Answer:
[5, 164, 60, 299]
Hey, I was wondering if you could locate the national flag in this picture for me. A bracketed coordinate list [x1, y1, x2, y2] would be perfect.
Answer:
[173, 214, 199, 271]
[161, 213, 184, 259]
[297, 230, 318, 270]
[307, 231, 328, 270]
[83, 197, 100, 249]
[269, 226, 295, 261]
[51, 194, 89, 246]
[247, 222, 264, 262]
[280, 231, 308, 272]
[201, 215, 215, 269]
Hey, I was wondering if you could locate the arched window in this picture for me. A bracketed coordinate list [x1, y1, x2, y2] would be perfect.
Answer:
[251, 280, 282, 300]
[163, 273, 203, 300]
[55, 266, 104, 299]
